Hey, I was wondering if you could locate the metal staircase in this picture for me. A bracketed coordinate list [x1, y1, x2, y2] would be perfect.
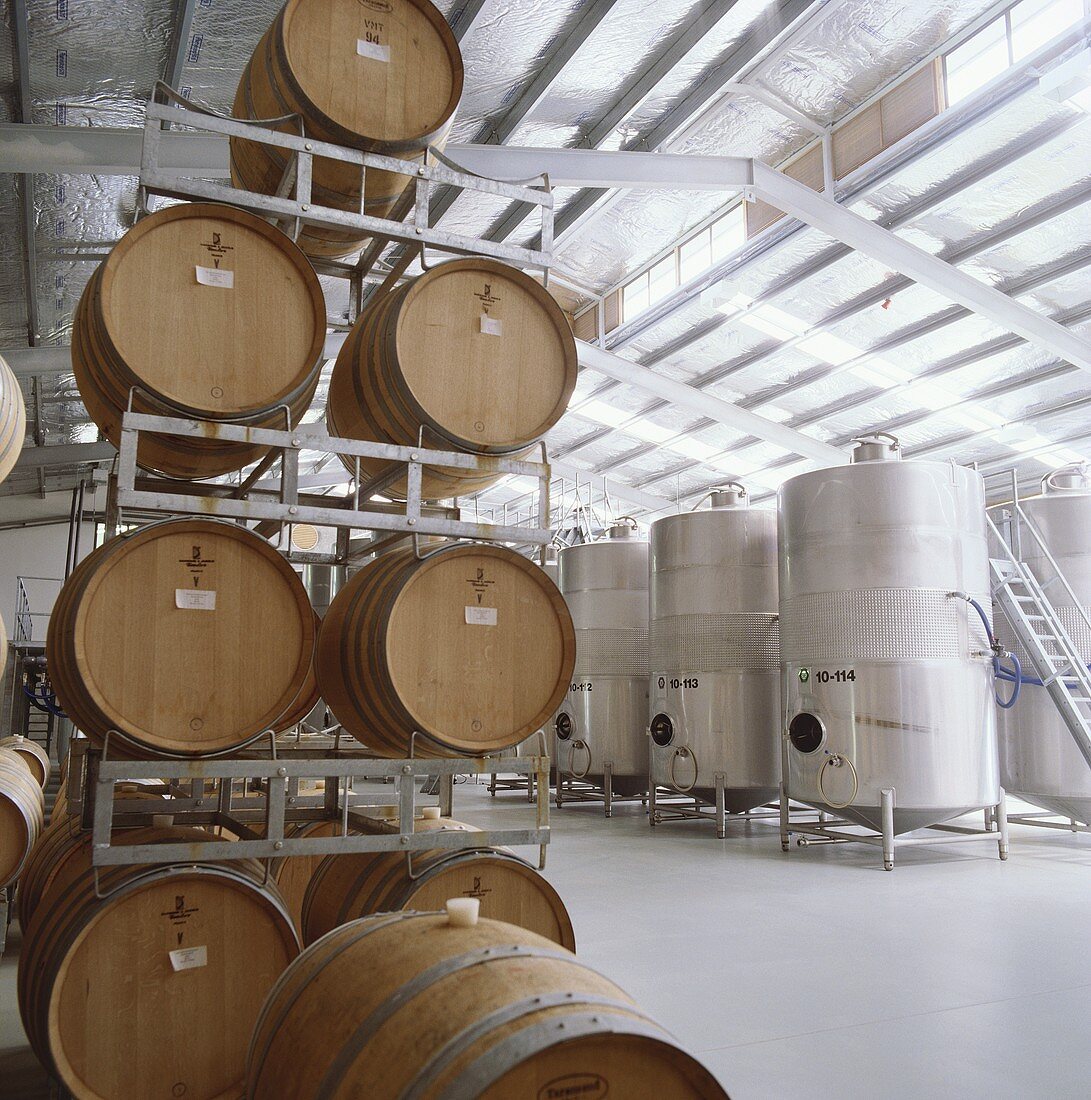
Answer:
[986, 470, 1091, 771]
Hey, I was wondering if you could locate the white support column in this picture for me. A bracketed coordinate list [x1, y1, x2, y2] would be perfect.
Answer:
[577, 339, 847, 466]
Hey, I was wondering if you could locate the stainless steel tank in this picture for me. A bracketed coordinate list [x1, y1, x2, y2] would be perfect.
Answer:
[779, 436, 1000, 834]
[648, 486, 780, 812]
[554, 522, 649, 792]
[996, 465, 1091, 824]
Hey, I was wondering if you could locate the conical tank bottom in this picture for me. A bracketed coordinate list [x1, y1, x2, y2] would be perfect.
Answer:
[805, 801, 991, 835]
[1010, 791, 1091, 826]
[685, 786, 779, 815]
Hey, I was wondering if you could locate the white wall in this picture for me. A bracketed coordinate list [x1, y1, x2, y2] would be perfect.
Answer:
[0, 521, 96, 644]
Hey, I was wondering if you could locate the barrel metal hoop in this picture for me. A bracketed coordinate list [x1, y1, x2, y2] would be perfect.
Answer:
[439, 1012, 676, 1100]
[403, 994, 656, 1100]
[248, 910, 423, 1086]
[314, 945, 583, 1100]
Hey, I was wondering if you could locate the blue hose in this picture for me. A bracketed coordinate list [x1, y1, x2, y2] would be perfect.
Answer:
[964, 596, 1022, 709]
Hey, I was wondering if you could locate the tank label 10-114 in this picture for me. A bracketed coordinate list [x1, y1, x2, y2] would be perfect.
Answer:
[800, 668, 856, 683]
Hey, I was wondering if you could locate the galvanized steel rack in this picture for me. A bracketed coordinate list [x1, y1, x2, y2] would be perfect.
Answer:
[138, 84, 555, 310]
[62, 738, 551, 872]
[107, 410, 553, 548]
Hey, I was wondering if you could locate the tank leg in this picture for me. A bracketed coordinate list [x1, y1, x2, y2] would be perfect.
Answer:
[489, 773, 497, 797]
[779, 783, 791, 852]
[555, 772, 564, 809]
[881, 787, 896, 870]
[527, 769, 534, 804]
[995, 790, 1010, 861]
[649, 781, 657, 827]
[715, 773, 726, 840]
[604, 763, 613, 818]
[983, 806, 994, 832]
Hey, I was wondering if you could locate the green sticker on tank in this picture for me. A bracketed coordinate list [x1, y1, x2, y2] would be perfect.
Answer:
[798, 668, 810, 683]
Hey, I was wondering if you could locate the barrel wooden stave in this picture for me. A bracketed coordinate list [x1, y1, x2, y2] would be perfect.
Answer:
[18, 826, 299, 1100]
[317, 543, 575, 756]
[231, 0, 463, 259]
[328, 258, 577, 500]
[0, 352, 26, 485]
[0, 735, 50, 787]
[72, 203, 325, 479]
[301, 830, 575, 949]
[0, 749, 45, 889]
[247, 911, 728, 1100]
[47, 519, 316, 757]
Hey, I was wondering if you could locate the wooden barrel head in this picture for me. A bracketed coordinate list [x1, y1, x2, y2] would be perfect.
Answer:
[49, 520, 315, 755]
[384, 546, 573, 751]
[93, 203, 324, 417]
[395, 260, 577, 450]
[280, 0, 462, 144]
[37, 865, 298, 1100]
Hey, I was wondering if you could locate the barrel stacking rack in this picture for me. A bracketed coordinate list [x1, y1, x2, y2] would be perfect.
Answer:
[45, 85, 563, 966]
[138, 84, 555, 313]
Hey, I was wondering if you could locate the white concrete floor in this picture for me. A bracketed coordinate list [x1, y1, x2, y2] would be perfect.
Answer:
[2, 781, 1089, 1099]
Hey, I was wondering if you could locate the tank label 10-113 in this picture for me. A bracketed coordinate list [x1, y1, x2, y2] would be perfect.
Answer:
[657, 676, 700, 690]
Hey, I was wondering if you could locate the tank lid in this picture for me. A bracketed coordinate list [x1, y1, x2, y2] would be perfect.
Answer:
[1043, 463, 1091, 494]
[851, 432, 902, 464]
[708, 483, 749, 510]
[605, 516, 640, 539]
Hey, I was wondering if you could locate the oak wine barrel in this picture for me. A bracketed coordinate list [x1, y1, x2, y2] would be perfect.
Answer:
[231, 0, 463, 259]
[317, 543, 575, 756]
[0, 748, 45, 889]
[262, 819, 360, 935]
[0, 352, 25, 484]
[327, 258, 577, 499]
[247, 908, 729, 1099]
[47, 519, 316, 757]
[0, 735, 50, 787]
[18, 787, 169, 928]
[272, 610, 323, 732]
[18, 825, 299, 1100]
[72, 202, 325, 479]
[300, 813, 574, 948]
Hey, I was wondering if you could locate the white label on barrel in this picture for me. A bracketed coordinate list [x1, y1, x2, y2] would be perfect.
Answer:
[176, 589, 217, 611]
[465, 606, 498, 626]
[195, 265, 234, 289]
[357, 38, 390, 62]
[169, 945, 207, 972]
[480, 314, 503, 336]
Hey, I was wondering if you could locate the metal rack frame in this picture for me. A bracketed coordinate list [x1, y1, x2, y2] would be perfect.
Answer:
[62, 738, 551, 872]
[110, 410, 553, 547]
[555, 766, 648, 818]
[778, 780, 1011, 871]
[139, 87, 555, 306]
[649, 784, 797, 841]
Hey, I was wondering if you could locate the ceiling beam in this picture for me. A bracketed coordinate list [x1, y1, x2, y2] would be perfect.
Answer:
[12, 442, 117, 471]
[11, 0, 38, 350]
[443, 145, 754, 189]
[1, 346, 73, 377]
[484, 0, 817, 245]
[164, 0, 200, 94]
[448, 0, 492, 41]
[753, 162, 1091, 376]
[577, 339, 846, 465]
[564, 192, 1091, 470]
